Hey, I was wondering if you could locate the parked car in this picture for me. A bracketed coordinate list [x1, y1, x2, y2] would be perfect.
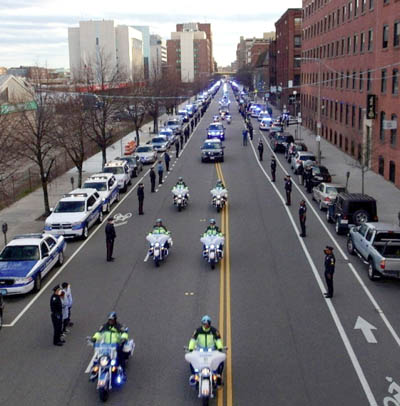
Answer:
[270, 133, 295, 153]
[207, 123, 225, 141]
[45, 189, 103, 239]
[165, 118, 182, 135]
[312, 183, 346, 210]
[159, 127, 175, 143]
[135, 145, 157, 165]
[178, 110, 189, 123]
[116, 155, 143, 177]
[82, 173, 119, 213]
[150, 136, 169, 152]
[201, 139, 224, 163]
[326, 193, 378, 235]
[103, 160, 131, 192]
[308, 165, 332, 187]
[258, 111, 271, 122]
[347, 222, 400, 280]
[286, 142, 308, 163]
[0, 233, 67, 294]
[259, 117, 272, 131]
[291, 151, 317, 173]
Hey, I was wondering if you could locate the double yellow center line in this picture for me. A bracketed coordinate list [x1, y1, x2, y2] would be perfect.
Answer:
[215, 162, 233, 406]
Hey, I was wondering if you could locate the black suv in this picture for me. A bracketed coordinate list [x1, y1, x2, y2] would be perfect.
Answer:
[270, 133, 295, 153]
[326, 193, 378, 235]
[201, 139, 224, 162]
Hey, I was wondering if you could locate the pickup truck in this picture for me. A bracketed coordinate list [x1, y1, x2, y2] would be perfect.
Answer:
[347, 222, 400, 281]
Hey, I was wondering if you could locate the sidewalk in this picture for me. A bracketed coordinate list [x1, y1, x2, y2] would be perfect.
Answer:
[0, 102, 188, 249]
[269, 105, 400, 224]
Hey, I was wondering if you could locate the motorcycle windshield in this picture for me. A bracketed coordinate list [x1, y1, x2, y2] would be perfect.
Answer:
[185, 348, 226, 371]
[172, 186, 188, 195]
[200, 235, 225, 246]
[210, 188, 228, 198]
[94, 343, 118, 360]
[146, 233, 169, 245]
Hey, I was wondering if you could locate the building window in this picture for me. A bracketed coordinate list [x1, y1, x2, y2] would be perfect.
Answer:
[367, 69, 372, 91]
[361, 0, 366, 12]
[354, 0, 359, 16]
[340, 133, 343, 148]
[334, 131, 338, 144]
[294, 35, 302, 47]
[348, 1, 353, 18]
[337, 9, 341, 24]
[294, 57, 301, 68]
[341, 38, 345, 54]
[353, 34, 358, 53]
[351, 140, 355, 156]
[393, 69, 399, 94]
[358, 144, 362, 161]
[345, 137, 349, 152]
[340, 103, 343, 122]
[384, 0, 390, 4]
[369, 0, 374, 8]
[394, 21, 400, 46]
[340, 71, 344, 88]
[346, 70, 350, 88]
[389, 161, 396, 183]
[380, 111, 386, 141]
[352, 71, 357, 89]
[360, 32, 365, 52]
[368, 29, 373, 51]
[378, 156, 385, 175]
[345, 104, 349, 124]
[381, 69, 387, 93]
[358, 107, 363, 129]
[383, 25, 389, 48]
[359, 71, 364, 91]
[352, 105, 356, 127]
[347, 36, 352, 54]
[391, 114, 397, 146]
[335, 102, 338, 120]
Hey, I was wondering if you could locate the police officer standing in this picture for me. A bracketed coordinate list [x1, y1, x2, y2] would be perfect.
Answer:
[137, 182, 144, 215]
[150, 167, 156, 193]
[271, 156, 277, 182]
[258, 140, 264, 161]
[175, 138, 180, 158]
[284, 175, 292, 205]
[50, 286, 64, 346]
[105, 217, 116, 262]
[164, 150, 171, 172]
[299, 200, 307, 237]
[324, 246, 336, 298]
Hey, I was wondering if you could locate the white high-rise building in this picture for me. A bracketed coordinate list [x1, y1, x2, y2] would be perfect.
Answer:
[149, 34, 167, 80]
[68, 20, 144, 82]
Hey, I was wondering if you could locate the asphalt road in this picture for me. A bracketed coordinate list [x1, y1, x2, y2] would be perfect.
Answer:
[1, 86, 400, 406]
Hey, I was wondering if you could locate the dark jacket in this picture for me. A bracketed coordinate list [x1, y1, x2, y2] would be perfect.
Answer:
[271, 159, 277, 171]
[150, 169, 156, 182]
[258, 143, 264, 152]
[164, 152, 170, 163]
[137, 185, 144, 200]
[285, 179, 292, 192]
[105, 223, 116, 241]
[50, 294, 62, 315]
[324, 254, 336, 274]
[299, 204, 307, 221]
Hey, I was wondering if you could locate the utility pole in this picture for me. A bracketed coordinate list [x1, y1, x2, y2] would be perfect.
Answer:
[317, 59, 321, 164]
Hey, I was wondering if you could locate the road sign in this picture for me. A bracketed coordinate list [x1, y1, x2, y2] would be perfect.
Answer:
[316, 135, 321, 142]
[317, 122, 321, 129]
[354, 316, 377, 343]
[383, 120, 397, 130]
[366, 94, 376, 119]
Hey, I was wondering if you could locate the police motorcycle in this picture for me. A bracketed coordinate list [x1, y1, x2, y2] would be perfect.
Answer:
[172, 184, 189, 212]
[145, 228, 173, 267]
[210, 186, 228, 213]
[87, 331, 135, 402]
[184, 345, 227, 405]
[225, 113, 231, 124]
[200, 230, 224, 269]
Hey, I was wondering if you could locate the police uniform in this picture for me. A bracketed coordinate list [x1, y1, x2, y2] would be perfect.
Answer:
[299, 202, 307, 237]
[50, 287, 64, 346]
[105, 220, 116, 261]
[324, 246, 336, 298]
[284, 177, 292, 205]
[150, 168, 156, 192]
[258, 141, 264, 161]
[271, 158, 277, 182]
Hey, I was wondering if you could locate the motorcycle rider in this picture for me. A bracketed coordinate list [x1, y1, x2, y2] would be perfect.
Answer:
[174, 177, 189, 200]
[152, 218, 169, 234]
[213, 180, 227, 203]
[188, 315, 224, 385]
[92, 312, 129, 372]
[203, 219, 224, 256]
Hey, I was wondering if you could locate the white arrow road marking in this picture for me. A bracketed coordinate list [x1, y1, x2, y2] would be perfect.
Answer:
[354, 316, 378, 344]
[114, 221, 128, 227]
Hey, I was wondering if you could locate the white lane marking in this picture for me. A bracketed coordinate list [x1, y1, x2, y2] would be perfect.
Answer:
[114, 221, 128, 227]
[258, 128, 400, 348]
[248, 138, 378, 406]
[85, 352, 97, 373]
[354, 316, 378, 344]
[113, 213, 132, 223]
[5, 170, 150, 327]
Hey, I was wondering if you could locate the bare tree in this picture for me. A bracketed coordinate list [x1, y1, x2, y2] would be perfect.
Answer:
[15, 87, 57, 215]
[0, 115, 14, 177]
[77, 49, 126, 168]
[146, 63, 166, 134]
[54, 96, 89, 187]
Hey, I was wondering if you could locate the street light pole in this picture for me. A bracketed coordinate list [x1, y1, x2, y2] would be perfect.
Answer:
[317, 59, 322, 164]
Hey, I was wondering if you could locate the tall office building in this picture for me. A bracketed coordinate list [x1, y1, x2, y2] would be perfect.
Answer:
[133, 26, 151, 80]
[68, 20, 144, 82]
[150, 34, 167, 80]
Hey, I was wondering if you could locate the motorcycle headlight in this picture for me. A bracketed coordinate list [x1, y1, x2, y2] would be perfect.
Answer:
[155, 242, 160, 247]
[178, 194, 182, 198]
[210, 244, 215, 249]
[201, 368, 211, 377]
[99, 356, 109, 367]
[111, 359, 116, 366]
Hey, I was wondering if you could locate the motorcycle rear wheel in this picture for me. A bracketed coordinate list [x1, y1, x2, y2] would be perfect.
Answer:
[202, 398, 209, 406]
[210, 260, 215, 270]
[99, 388, 109, 402]
[155, 258, 160, 267]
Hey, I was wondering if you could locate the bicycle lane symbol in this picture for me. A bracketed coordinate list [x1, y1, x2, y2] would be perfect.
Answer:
[383, 377, 400, 405]
[113, 213, 132, 227]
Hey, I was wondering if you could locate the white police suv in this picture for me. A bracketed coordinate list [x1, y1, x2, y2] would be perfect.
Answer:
[0, 233, 66, 294]
[103, 160, 131, 192]
[44, 188, 103, 239]
[82, 173, 120, 213]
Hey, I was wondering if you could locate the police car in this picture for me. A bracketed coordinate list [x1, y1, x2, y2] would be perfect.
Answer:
[44, 189, 103, 239]
[82, 173, 120, 213]
[0, 233, 66, 294]
[103, 160, 131, 192]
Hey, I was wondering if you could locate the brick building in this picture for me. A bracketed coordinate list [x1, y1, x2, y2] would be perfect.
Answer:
[301, 0, 400, 186]
[275, 9, 303, 112]
[167, 23, 212, 83]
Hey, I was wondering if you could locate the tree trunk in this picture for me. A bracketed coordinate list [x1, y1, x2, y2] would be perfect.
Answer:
[102, 147, 107, 169]
[135, 128, 140, 146]
[78, 166, 83, 188]
[39, 164, 50, 216]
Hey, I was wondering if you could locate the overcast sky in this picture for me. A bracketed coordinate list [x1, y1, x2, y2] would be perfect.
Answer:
[0, 0, 301, 69]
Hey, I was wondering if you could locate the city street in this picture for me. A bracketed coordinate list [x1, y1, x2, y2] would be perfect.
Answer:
[1, 86, 400, 406]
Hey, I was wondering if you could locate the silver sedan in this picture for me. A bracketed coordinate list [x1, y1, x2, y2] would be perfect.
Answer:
[312, 183, 346, 210]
